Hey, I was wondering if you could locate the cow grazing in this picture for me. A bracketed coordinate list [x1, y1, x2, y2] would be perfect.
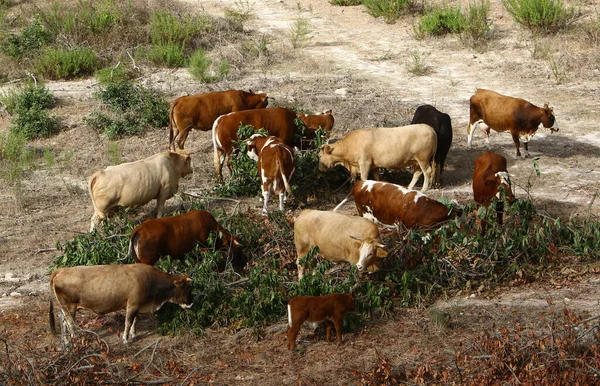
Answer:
[49, 264, 193, 344]
[296, 109, 335, 145]
[286, 293, 355, 351]
[128, 210, 247, 270]
[88, 150, 193, 232]
[318, 124, 437, 191]
[410, 104, 453, 186]
[335, 180, 455, 229]
[294, 210, 387, 279]
[473, 151, 515, 226]
[467, 89, 558, 158]
[169, 89, 269, 149]
[246, 135, 296, 215]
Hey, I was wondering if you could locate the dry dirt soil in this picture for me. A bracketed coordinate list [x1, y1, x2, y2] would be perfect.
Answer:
[1, 0, 600, 384]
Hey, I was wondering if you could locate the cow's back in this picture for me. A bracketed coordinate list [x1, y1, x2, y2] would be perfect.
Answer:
[217, 107, 298, 147]
[473, 151, 508, 204]
[470, 89, 526, 130]
[365, 124, 436, 167]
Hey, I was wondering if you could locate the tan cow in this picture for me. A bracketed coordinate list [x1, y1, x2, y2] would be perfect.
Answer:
[49, 264, 193, 344]
[246, 135, 296, 215]
[169, 89, 269, 149]
[88, 150, 193, 231]
[294, 210, 387, 279]
[318, 124, 437, 192]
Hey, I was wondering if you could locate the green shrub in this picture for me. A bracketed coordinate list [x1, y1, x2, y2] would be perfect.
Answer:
[1, 17, 52, 58]
[361, 0, 415, 24]
[94, 65, 138, 85]
[461, 0, 492, 49]
[4, 83, 60, 140]
[149, 10, 213, 48]
[502, 0, 577, 33]
[188, 49, 230, 82]
[417, 6, 466, 36]
[146, 43, 187, 67]
[85, 80, 168, 138]
[34, 46, 100, 79]
[290, 17, 312, 48]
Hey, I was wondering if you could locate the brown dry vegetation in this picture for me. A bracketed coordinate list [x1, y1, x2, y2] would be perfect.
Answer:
[1, 0, 600, 384]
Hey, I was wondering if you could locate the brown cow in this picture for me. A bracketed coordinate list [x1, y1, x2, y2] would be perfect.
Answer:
[294, 210, 387, 279]
[467, 89, 558, 158]
[334, 180, 456, 229]
[213, 107, 329, 180]
[49, 264, 193, 344]
[246, 135, 296, 215]
[296, 109, 335, 147]
[169, 89, 269, 149]
[128, 210, 247, 270]
[473, 151, 516, 226]
[287, 293, 355, 351]
[88, 150, 193, 231]
[318, 124, 437, 192]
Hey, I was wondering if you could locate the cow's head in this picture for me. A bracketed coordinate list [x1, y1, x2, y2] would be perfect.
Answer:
[246, 90, 269, 109]
[540, 104, 559, 133]
[493, 171, 515, 203]
[318, 144, 336, 171]
[173, 275, 193, 309]
[245, 134, 266, 161]
[350, 235, 386, 273]
[171, 150, 193, 177]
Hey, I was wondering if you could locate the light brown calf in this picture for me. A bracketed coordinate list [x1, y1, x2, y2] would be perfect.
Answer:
[286, 293, 355, 351]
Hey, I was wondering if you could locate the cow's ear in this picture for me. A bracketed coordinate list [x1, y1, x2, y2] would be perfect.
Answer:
[174, 279, 184, 287]
[322, 144, 332, 154]
[376, 248, 388, 258]
[324, 109, 332, 114]
[349, 235, 362, 243]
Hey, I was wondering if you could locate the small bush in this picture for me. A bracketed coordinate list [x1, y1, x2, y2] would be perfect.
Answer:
[417, 6, 466, 36]
[362, 0, 417, 24]
[502, 0, 578, 33]
[146, 43, 186, 67]
[4, 83, 60, 140]
[188, 49, 230, 82]
[1, 17, 52, 58]
[461, 0, 493, 50]
[224, 0, 254, 32]
[406, 51, 432, 76]
[94, 65, 139, 85]
[330, 0, 362, 5]
[149, 10, 213, 49]
[44, 0, 123, 39]
[85, 81, 168, 138]
[290, 17, 312, 48]
[582, 15, 600, 47]
[34, 46, 100, 79]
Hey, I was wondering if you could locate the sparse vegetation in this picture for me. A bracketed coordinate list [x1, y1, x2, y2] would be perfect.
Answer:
[330, 0, 362, 6]
[34, 46, 100, 79]
[290, 17, 313, 48]
[502, 0, 578, 33]
[361, 0, 417, 24]
[406, 51, 432, 76]
[417, 6, 465, 36]
[188, 49, 230, 82]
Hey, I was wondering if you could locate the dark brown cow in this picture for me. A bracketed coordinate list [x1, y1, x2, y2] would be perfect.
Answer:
[128, 210, 247, 270]
[246, 135, 296, 215]
[411, 104, 453, 186]
[473, 151, 515, 226]
[467, 89, 558, 158]
[335, 180, 455, 229]
[287, 293, 355, 351]
[169, 89, 269, 149]
[49, 264, 193, 344]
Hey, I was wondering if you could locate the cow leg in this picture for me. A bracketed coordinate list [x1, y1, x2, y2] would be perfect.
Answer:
[479, 123, 491, 149]
[262, 189, 269, 216]
[333, 317, 344, 345]
[296, 252, 306, 279]
[123, 307, 139, 344]
[214, 148, 226, 180]
[359, 161, 371, 180]
[523, 141, 530, 158]
[467, 120, 482, 149]
[324, 320, 333, 342]
[287, 322, 302, 351]
[511, 132, 523, 158]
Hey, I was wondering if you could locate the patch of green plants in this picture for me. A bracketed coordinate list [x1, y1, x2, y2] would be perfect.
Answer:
[146, 42, 186, 67]
[3, 82, 60, 140]
[461, 0, 492, 50]
[361, 0, 417, 24]
[44, 0, 124, 39]
[94, 65, 139, 86]
[290, 17, 312, 48]
[330, 0, 362, 6]
[224, 0, 254, 32]
[188, 48, 230, 82]
[149, 10, 213, 50]
[406, 51, 432, 76]
[85, 80, 169, 138]
[502, 0, 578, 33]
[0, 17, 52, 58]
[34, 46, 101, 79]
[417, 5, 466, 36]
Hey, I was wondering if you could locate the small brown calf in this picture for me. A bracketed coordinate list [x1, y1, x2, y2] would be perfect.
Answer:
[286, 293, 355, 351]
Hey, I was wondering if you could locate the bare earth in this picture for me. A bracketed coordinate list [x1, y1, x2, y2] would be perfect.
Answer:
[1, 0, 599, 384]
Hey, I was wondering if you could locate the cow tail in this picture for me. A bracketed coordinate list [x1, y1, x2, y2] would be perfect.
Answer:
[88, 173, 99, 212]
[49, 271, 57, 334]
[277, 156, 293, 196]
[127, 230, 139, 262]
[212, 116, 223, 177]
[333, 190, 353, 212]
[169, 100, 177, 146]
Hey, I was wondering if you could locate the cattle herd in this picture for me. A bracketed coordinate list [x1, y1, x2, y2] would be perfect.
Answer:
[48, 88, 558, 350]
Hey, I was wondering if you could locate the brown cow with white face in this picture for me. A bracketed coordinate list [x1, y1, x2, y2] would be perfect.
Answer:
[335, 180, 456, 229]
[467, 89, 558, 158]
[169, 89, 269, 149]
[128, 210, 247, 270]
[88, 150, 193, 231]
[318, 124, 437, 192]
[246, 135, 296, 215]
[296, 109, 334, 148]
[294, 210, 387, 279]
[49, 264, 193, 344]
[473, 151, 516, 226]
